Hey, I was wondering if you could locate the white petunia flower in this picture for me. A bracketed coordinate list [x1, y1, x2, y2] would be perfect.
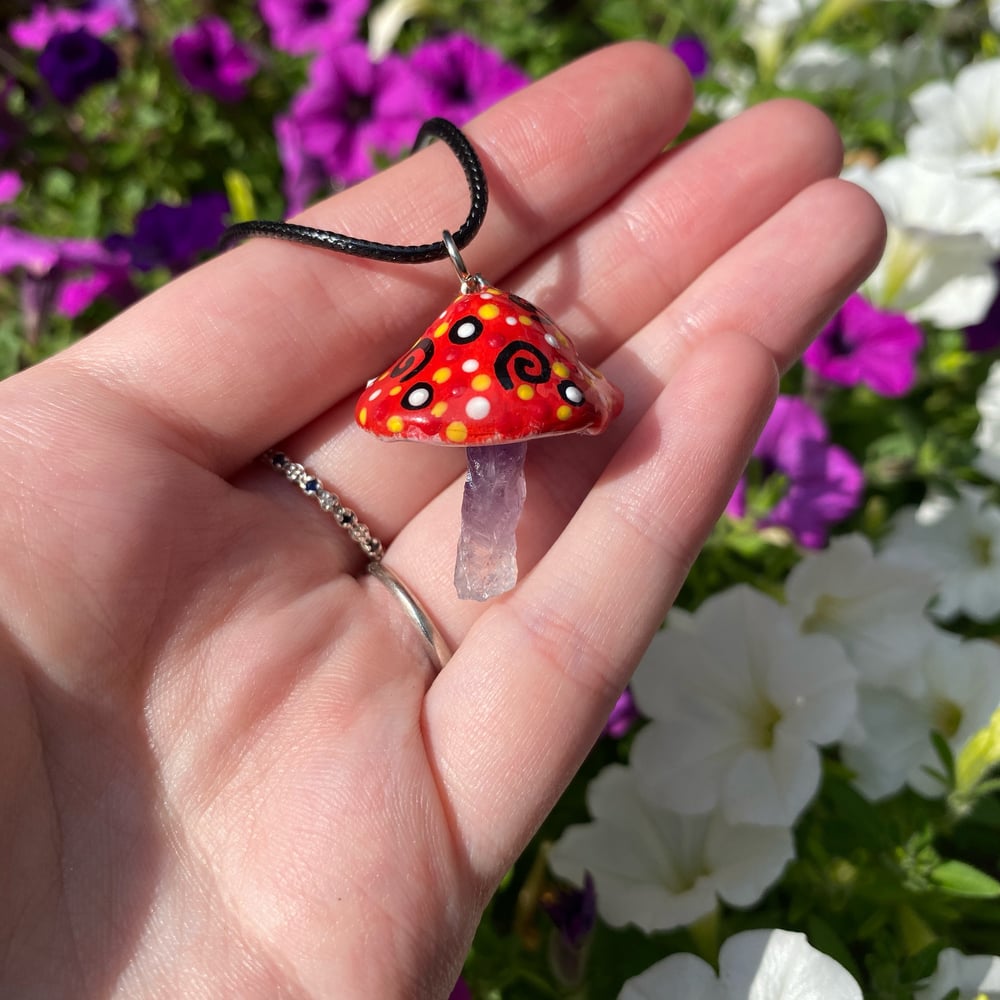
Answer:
[906, 60, 1000, 176]
[776, 40, 867, 91]
[548, 765, 794, 934]
[841, 631, 1000, 800]
[619, 929, 863, 1000]
[844, 157, 1000, 328]
[786, 534, 937, 696]
[915, 946, 1000, 999]
[975, 361, 1000, 482]
[630, 586, 857, 827]
[880, 485, 1000, 623]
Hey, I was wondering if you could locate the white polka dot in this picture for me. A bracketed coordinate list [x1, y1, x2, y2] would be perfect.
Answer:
[461, 358, 479, 373]
[407, 386, 431, 407]
[369, 388, 382, 401]
[465, 396, 491, 420]
[456, 320, 478, 339]
[506, 316, 517, 325]
[545, 333, 559, 348]
[565, 385, 584, 404]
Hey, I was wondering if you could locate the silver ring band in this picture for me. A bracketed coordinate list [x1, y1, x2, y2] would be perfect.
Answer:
[367, 562, 452, 673]
[262, 449, 451, 673]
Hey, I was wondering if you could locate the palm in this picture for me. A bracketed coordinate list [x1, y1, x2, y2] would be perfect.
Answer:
[0, 44, 884, 998]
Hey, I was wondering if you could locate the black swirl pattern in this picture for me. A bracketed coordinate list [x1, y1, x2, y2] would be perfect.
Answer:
[390, 337, 434, 381]
[494, 340, 552, 390]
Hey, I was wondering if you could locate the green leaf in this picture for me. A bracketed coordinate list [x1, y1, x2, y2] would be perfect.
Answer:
[929, 860, 1000, 899]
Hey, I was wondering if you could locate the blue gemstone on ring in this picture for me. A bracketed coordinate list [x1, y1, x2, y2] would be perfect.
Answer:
[305, 479, 319, 492]
[271, 452, 287, 467]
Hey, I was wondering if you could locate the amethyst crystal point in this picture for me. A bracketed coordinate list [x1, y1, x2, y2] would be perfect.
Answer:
[455, 442, 528, 601]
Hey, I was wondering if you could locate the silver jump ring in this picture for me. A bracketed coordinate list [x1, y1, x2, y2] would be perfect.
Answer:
[442, 230, 486, 294]
[262, 450, 451, 673]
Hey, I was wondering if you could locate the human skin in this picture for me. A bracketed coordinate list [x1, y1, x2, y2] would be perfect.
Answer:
[0, 42, 884, 999]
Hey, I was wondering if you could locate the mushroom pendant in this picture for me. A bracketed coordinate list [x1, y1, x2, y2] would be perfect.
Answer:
[355, 234, 623, 601]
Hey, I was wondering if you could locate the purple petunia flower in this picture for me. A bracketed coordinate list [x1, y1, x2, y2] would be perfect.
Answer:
[803, 293, 923, 397]
[671, 35, 709, 78]
[408, 33, 529, 125]
[259, 0, 368, 55]
[542, 873, 597, 987]
[603, 688, 639, 739]
[105, 193, 229, 273]
[171, 18, 259, 103]
[447, 977, 472, 1000]
[727, 396, 864, 548]
[38, 28, 119, 104]
[291, 43, 427, 185]
[11, 1, 131, 48]
[965, 264, 1000, 352]
[275, 114, 329, 214]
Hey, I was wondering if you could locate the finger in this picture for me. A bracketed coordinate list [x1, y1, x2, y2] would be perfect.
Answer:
[21, 42, 693, 473]
[380, 175, 886, 640]
[425, 330, 780, 876]
[237, 98, 846, 564]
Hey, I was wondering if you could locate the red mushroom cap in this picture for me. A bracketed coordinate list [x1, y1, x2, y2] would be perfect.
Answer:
[356, 286, 623, 446]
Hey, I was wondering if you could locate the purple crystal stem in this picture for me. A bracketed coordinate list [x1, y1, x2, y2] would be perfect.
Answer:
[454, 442, 528, 601]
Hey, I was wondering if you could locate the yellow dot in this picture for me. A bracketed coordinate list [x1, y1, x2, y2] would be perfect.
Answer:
[485, 287, 502, 295]
[433, 321, 448, 338]
[445, 421, 468, 443]
[478, 303, 500, 320]
[516, 385, 535, 401]
[556, 405, 573, 421]
[389, 385, 402, 396]
[553, 361, 570, 378]
[432, 366, 452, 384]
[471, 373, 492, 391]
[387, 415, 405, 433]
[431, 401, 448, 417]
[518, 314, 533, 325]
[358, 407, 368, 425]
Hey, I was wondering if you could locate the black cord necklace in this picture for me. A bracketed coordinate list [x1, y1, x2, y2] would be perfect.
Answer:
[220, 117, 488, 264]
[227, 116, 623, 603]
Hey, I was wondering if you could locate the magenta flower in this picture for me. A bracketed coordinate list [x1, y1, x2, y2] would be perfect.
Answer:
[409, 34, 529, 125]
[603, 688, 639, 739]
[259, 0, 368, 55]
[275, 114, 329, 213]
[803, 293, 923, 397]
[11, 2, 130, 48]
[0, 227, 132, 335]
[0, 171, 22, 203]
[671, 35, 709, 78]
[727, 396, 864, 548]
[291, 43, 427, 185]
[171, 18, 259, 103]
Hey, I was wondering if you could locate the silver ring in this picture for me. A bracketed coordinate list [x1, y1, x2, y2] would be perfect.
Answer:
[262, 450, 451, 673]
[442, 230, 486, 294]
[368, 562, 451, 673]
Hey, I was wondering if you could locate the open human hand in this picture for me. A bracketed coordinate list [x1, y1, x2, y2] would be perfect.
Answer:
[0, 42, 884, 998]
